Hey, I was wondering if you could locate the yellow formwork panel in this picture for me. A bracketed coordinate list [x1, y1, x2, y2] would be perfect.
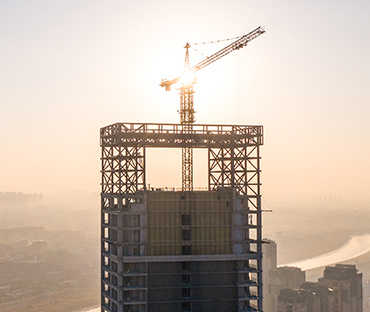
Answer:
[147, 189, 234, 256]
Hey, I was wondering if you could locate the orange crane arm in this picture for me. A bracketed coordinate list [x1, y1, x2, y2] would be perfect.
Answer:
[160, 26, 265, 91]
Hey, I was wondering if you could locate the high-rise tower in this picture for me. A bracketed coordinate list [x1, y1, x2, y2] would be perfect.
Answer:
[100, 122, 263, 311]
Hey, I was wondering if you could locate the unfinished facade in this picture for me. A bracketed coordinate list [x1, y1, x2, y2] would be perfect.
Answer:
[100, 122, 263, 312]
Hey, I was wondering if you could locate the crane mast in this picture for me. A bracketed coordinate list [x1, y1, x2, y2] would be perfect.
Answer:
[180, 43, 195, 191]
[161, 26, 265, 191]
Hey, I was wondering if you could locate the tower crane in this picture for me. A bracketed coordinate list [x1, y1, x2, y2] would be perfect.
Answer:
[160, 26, 265, 191]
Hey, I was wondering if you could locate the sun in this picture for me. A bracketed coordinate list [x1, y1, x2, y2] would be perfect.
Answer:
[179, 71, 196, 86]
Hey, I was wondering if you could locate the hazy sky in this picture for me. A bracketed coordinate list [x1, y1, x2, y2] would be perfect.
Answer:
[1, 1, 369, 203]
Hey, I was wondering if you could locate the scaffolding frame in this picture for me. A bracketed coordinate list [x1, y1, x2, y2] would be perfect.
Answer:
[100, 122, 263, 312]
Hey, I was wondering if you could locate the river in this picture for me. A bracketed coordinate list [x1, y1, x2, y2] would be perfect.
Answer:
[280, 234, 370, 271]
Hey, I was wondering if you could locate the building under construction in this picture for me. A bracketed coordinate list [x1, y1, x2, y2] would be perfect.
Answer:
[100, 27, 265, 312]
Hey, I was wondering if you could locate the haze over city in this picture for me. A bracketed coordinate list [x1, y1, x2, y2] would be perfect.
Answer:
[1, 1, 370, 311]
[1, 0, 369, 204]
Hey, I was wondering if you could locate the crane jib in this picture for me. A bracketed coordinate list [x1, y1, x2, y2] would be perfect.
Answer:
[160, 26, 265, 89]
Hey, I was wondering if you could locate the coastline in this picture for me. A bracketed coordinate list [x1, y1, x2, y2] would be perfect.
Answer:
[280, 234, 370, 271]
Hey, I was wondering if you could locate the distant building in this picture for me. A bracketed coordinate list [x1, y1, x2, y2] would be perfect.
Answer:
[266, 266, 306, 311]
[277, 264, 363, 312]
[300, 281, 335, 312]
[262, 239, 277, 312]
[263, 239, 277, 272]
[28, 240, 47, 254]
[0, 192, 42, 207]
[278, 288, 320, 312]
[319, 264, 362, 312]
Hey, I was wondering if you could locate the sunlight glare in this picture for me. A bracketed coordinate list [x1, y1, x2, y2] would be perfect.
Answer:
[180, 71, 196, 86]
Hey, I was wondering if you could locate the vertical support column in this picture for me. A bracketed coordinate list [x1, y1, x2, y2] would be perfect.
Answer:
[256, 146, 263, 312]
[209, 143, 262, 310]
[101, 145, 114, 194]
[101, 133, 147, 311]
[245, 144, 262, 311]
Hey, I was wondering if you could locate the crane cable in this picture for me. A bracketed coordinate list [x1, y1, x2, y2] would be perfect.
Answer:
[236, 51, 240, 124]
[189, 35, 242, 46]
[189, 36, 244, 124]
[189, 46, 209, 59]
[188, 35, 243, 60]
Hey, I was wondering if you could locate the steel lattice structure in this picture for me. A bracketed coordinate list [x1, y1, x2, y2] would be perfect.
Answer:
[101, 122, 262, 198]
[179, 85, 195, 191]
[100, 122, 263, 311]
